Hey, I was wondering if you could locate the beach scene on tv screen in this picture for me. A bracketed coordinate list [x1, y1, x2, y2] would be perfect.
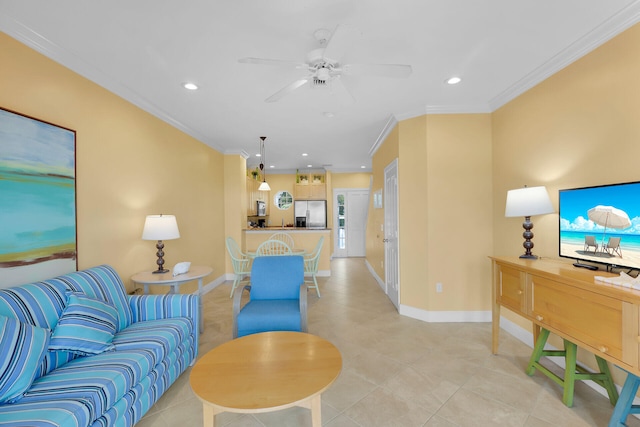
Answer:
[560, 182, 640, 269]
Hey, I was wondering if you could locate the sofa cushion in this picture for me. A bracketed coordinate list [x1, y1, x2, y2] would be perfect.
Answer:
[0, 398, 92, 427]
[46, 265, 133, 332]
[49, 293, 118, 356]
[0, 315, 50, 404]
[112, 317, 193, 365]
[19, 349, 156, 425]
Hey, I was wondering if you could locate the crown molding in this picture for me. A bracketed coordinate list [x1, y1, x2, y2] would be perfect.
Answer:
[368, 115, 398, 158]
[424, 104, 492, 114]
[225, 149, 249, 159]
[489, 0, 640, 111]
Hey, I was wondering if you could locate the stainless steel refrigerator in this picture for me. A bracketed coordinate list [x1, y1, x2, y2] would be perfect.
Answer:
[294, 200, 327, 229]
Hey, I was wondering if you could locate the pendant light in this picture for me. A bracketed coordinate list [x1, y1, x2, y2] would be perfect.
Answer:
[258, 136, 271, 191]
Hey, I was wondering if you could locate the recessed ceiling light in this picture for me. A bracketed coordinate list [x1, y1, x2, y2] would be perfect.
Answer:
[361, 165, 366, 169]
[446, 77, 461, 85]
[302, 153, 308, 157]
[183, 82, 199, 90]
[269, 165, 274, 168]
[307, 164, 312, 168]
[256, 153, 261, 157]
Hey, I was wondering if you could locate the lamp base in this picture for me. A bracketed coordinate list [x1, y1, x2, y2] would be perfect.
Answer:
[519, 215, 539, 259]
[153, 240, 168, 274]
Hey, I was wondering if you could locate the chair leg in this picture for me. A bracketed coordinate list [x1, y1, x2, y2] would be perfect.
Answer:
[229, 275, 240, 298]
[312, 274, 320, 298]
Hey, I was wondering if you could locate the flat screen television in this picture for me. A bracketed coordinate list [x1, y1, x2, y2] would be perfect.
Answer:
[559, 181, 640, 271]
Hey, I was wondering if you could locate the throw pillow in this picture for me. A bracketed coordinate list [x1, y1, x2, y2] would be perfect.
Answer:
[49, 293, 118, 356]
[0, 315, 50, 403]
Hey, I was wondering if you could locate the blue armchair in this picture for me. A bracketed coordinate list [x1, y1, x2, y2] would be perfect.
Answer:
[232, 255, 307, 338]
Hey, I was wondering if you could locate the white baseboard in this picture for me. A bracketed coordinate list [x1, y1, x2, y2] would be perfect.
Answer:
[199, 274, 227, 295]
[364, 259, 386, 292]
[399, 306, 492, 322]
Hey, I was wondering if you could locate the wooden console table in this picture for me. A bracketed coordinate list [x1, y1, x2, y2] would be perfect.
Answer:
[490, 256, 640, 376]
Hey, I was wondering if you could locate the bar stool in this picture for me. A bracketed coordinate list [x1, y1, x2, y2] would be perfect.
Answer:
[609, 371, 640, 427]
[526, 328, 618, 407]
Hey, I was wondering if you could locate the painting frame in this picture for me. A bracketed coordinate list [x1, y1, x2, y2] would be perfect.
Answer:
[0, 107, 77, 286]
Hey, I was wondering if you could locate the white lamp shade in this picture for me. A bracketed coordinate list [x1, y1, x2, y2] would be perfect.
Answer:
[142, 215, 180, 240]
[505, 186, 554, 217]
[258, 181, 271, 191]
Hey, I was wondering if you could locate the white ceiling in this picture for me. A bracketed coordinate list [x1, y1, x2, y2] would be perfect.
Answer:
[2, 1, 640, 173]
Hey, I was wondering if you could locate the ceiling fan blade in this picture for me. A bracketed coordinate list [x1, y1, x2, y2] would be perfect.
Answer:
[322, 24, 360, 63]
[331, 77, 355, 104]
[265, 78, 309, 103]
[239, 57, 307, 69]
[342, 63, 412, 78]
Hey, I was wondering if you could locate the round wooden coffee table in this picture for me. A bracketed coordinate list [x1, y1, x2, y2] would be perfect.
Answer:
[190, 331, 342, 427]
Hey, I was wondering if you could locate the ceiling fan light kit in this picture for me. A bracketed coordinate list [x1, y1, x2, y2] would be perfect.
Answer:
[238, 24, 412, 103]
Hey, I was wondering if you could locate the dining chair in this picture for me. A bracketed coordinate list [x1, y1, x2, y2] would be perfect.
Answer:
[255, 239, 293, 256]
[232, 255, 307, 338]
[304, 236, 324, 297]
[269, 232, 295, 250]
[225, 237, 252, 298]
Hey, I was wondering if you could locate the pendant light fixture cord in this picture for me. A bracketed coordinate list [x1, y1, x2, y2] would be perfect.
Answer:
[259, 136, 266, 177]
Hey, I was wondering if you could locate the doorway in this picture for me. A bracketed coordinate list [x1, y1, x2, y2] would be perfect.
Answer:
[334, 189, 369, 257]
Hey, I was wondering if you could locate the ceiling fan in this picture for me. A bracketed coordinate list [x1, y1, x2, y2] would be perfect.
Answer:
[239, 24, 412, 103]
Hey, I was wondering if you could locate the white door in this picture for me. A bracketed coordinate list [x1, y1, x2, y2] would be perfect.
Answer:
[347, 190, 368, 257]
[384, 159, 400, 309]
[334, 189, 369, 257]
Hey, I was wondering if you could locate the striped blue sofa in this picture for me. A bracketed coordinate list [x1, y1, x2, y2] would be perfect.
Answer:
[0, 265, 199, 427]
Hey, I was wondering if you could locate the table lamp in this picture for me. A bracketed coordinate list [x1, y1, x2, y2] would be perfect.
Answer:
[505, 186, 554, 259]
[142, 214, 180, 273]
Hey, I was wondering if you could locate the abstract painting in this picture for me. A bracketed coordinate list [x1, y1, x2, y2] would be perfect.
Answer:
[0, 107, 76, 287]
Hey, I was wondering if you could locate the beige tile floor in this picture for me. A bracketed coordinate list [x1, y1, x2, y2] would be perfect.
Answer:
[137, 258, 639, 427]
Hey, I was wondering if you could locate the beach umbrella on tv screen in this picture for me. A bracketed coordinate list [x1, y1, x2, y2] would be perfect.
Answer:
[587, 205, 631, 244]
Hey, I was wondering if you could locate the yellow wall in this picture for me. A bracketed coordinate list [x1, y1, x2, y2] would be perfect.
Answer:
[224, 155, 248, 275]
[368, 23, 640, 316]
[493, 22, 640, 261]
[332, 172, 371, 189]
[424, 114, 493, 311]
[0, 32, 227, 292]
[377, 115, 493, 311]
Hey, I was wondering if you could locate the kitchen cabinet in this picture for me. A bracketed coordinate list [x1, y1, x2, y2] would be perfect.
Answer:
[294, 173, 326, 199]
